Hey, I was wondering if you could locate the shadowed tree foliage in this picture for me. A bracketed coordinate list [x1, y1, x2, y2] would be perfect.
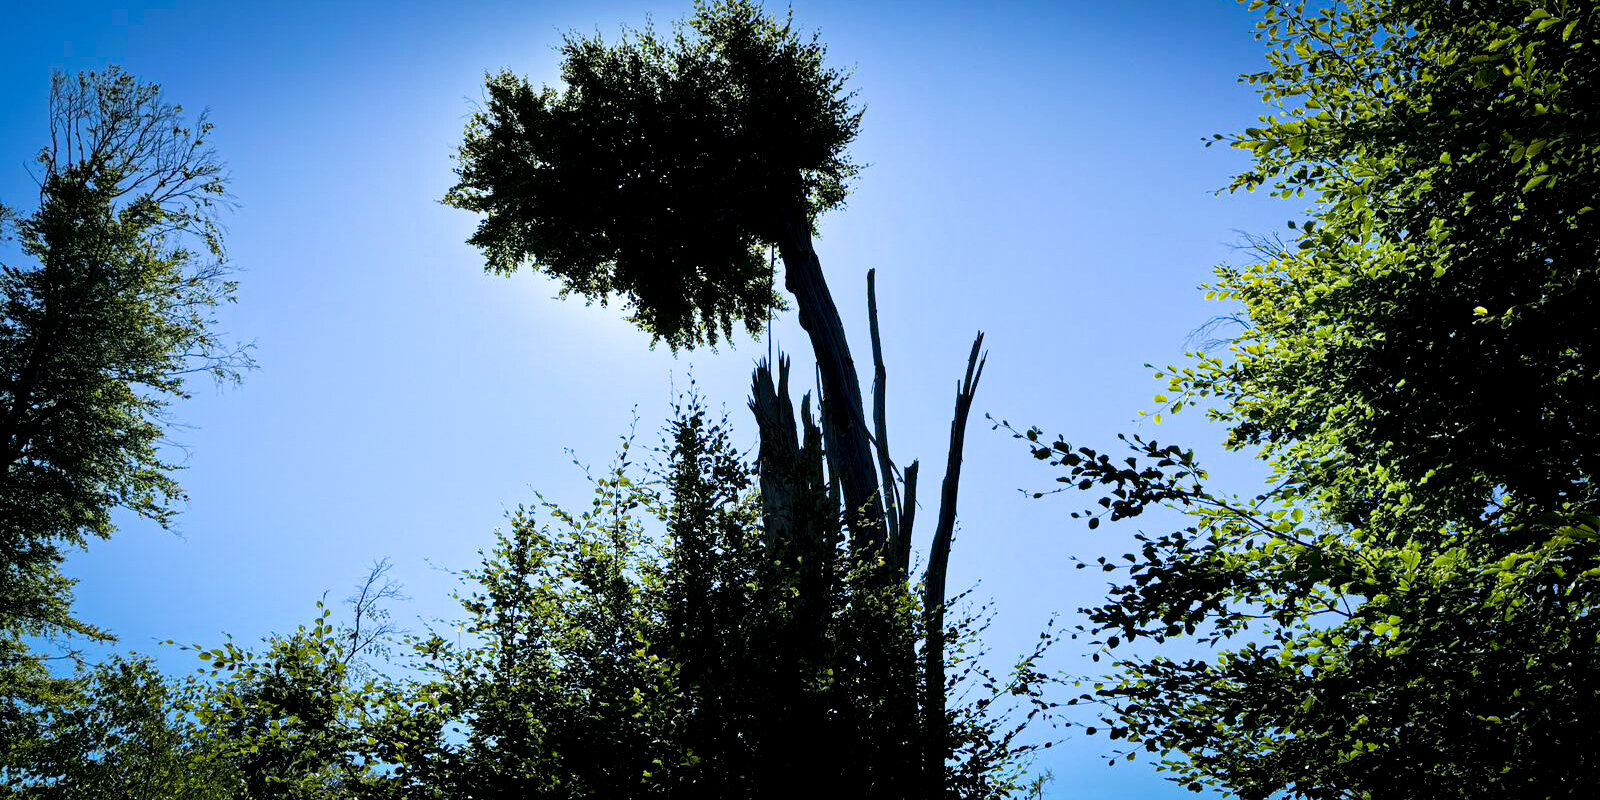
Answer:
[1023, 1, 1600, 798]
[373, 405, 1051, 799]
[444, 0, 889, 551]
[444, 0, 858, 352]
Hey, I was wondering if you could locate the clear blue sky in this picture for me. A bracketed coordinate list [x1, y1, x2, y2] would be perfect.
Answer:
[3, 2, 1291, 796]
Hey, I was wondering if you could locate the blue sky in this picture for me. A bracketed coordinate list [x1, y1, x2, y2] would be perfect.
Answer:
[3, 2, 1292, 796]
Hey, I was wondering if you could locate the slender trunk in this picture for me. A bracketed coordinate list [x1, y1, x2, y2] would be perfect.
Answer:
[922, 334, 985, 798]
[867, 269, 909, 577]
[773, 202, 884, 554]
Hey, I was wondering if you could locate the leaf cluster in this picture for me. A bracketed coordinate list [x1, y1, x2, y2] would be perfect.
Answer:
[444, 0, 862, 349]
[1026, 2, 1600, 797]
[1205, 0, 1600, 533]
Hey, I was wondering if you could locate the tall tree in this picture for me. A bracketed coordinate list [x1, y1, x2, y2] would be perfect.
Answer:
[442, 0, 887, 546]
[444, 2, 999, 794]
[1027, 1, 1600, 798]
[0, 67, 246, 720]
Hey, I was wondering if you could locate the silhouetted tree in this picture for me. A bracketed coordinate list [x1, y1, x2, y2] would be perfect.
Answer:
[377, 404, 1048, 799]
[444, 4, 1007, 793]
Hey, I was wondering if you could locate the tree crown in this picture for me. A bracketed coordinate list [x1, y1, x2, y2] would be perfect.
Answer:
[445, 0, 862, 349]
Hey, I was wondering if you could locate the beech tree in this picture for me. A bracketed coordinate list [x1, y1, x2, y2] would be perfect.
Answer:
[1025, 1, 1600, 798]
[445, 0, 890, 547]
[445, 2, 1009, 795]
[0, 68, 246, 732]
[2, 572, 407, 800]
[0, 656, 237, 800]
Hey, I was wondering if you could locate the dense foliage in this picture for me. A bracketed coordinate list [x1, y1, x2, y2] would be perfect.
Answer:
[5, 407, 1050, 799]
[1, 656, 235, 800]
[377, 407, 1049, 799]
[446, 0, 890, 573]
[445, 0, 860, 349]
[1213, 0, 1600, 535]
[1026, 1, 1600, 798]
[0, 67, 246, 754]
[4, 597, 395, 799]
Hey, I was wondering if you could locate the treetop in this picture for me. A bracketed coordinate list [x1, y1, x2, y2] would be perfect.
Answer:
[446, 0, 863, 349]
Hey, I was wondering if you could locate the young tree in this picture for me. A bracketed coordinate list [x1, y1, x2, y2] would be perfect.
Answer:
[376, 434, 684, 800]
[0, 655, 237, 800]
[378, 405, 1047, 799]
[2, 563, 405, 800]
[1028, 1, 1600, 797]
[0, 68, 248, 673]
[190, 612, 390, 800]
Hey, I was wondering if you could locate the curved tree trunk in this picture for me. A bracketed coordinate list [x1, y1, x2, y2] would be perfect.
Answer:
[774, 203, 885, 554]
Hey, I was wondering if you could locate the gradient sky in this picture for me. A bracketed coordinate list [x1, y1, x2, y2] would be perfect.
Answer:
[3, 2, 1294, 797]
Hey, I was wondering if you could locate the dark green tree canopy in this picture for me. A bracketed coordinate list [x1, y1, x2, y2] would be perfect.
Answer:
[445, 0, 862, 349]
[0, 68, 245, 654]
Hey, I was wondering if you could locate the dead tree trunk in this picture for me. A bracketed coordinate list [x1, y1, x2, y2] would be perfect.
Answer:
[868, 269, 917, 577]
[749, 358, 840, 796]
[922, 334, 986, 797]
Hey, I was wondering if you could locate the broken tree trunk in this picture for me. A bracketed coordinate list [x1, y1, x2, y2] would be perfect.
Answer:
[868, 269, 914, 578]
[922, 333, 987, 796]
[750, 266, 988, 800]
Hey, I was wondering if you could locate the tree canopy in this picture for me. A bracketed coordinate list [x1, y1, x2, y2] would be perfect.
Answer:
[1209, 0, 1600, 536]
[445, 0, 860, 350]
[1024, 1, 1600, 798]
[446, 0, 888, 558]
[0, 68, 246, 720]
